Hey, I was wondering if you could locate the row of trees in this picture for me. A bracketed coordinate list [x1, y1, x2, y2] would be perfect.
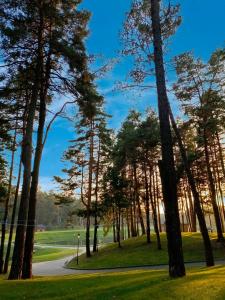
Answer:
[0, 0, 224, 281]
[57, 0, 225, 279]
[0, 0, 93, 280]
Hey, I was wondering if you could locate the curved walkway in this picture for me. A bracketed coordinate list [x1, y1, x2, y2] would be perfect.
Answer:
[32, 255, 225, 276]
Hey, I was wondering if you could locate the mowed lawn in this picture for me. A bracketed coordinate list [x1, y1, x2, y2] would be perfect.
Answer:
[33, 247, 75, 263]
[34, 227, 113, 246]
[68, 233, 225, 269]
[4, 227, 112, 264]
[1, 266, 225, 299]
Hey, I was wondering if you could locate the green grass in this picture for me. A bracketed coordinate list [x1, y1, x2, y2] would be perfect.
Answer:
[4, 245, 75, 264]
[1, 266, 225, 299]
[34, 228, 113, 246]
[67, 233, 225, 269]
[33, 247, 75, 263]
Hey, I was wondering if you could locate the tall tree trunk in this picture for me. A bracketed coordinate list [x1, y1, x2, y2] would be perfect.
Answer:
[86, 120, 94, 257]
[21, 90, 46, 279]
[22, 43, 52, 279]
[116, 208, 121, 248]
[0, 126, 17, 273]
[186, 185, 196, 232]
[126, 208, 131, 238]
[113, 207, 117, 243]
[150, 0, 185, 277]
[150, 166, 161, 249]
[8, 4, 44, 280]
[143, 161, 151, 244]
[130, 203, 136, 237]
[203, 129, 224, 242]
[93, 142, 101, 252]
[216, 131, 225, 180]
[210, 144, 225, 232]
[168, 104, 214, 266]
[3, 157, 22, 274]
[133, 164, 145, 235]
[155, 168, 162, 232]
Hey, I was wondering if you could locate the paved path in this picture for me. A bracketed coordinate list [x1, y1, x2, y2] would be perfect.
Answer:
[34, 243, 76, 250]
[32, 255, 225, 276]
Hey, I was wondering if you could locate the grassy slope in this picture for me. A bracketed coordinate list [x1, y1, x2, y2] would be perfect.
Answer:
[1, 266, 225, 299]
[4, 228, 102, 263]
[33, 247, 75, 263]
[68, 233, 225, 269]
[34, 228, 113, 246]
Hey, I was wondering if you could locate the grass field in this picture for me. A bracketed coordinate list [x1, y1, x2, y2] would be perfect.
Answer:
[33, 247, 75, 263]
[0, 266, 225, 299]
[68, 233, 225, 269]
[34, 227, 113, 246]
[3, 227, 112, 263]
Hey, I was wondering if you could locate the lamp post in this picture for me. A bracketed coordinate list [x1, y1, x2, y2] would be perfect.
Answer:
[76, 233, 80, 265]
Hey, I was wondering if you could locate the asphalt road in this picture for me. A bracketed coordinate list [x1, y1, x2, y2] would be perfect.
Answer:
[32, 253, 225, 276]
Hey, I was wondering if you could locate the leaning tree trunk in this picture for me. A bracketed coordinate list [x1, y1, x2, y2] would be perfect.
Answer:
[8, 92, 39, 280]
[8, 7, 44, 280]
[21, 95, 46, 279]
[22, 45, 51, 279]
[150, 0, 185, 278]
[168, 104, 214, 266]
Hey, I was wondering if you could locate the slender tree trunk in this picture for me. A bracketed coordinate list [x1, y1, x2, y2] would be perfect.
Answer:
[86, 121, 94, 257]
[0, 126, 17, 273]
[21, 91, 46, 279]
[155, 168, 162, 232]
[150, 166, 161, 249]
[150, 0, 185, 277]
[143, 161, 151, 243]
[116, 208, 121, 248]
[126, 209, 131, 238]
[216, 131, 225, 179]
[133, 164, 145, 235]
[93, 142, 101, 252]
[203, 129, 224, 242]
[168, 104, 214, 266]
[186, 185, 196, 232]
[210, 144, 225, 232]
[3, 157, 22, 274]
[113, 207, 117, 242]
[8, 79, 41, 280]
[22, 42, 52, 279]
[130, 203, 136, 237]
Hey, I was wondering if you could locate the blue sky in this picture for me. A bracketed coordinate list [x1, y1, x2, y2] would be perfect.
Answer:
[38, 0, 225, 191]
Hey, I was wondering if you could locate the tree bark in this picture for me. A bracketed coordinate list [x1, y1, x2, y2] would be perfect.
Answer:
[0, 126, 17, 273]
[150, 0, 185, 277]
[3, 157, 22, 274]
[93, 142, 101, 252]
[203, 128, 224, 242]
[86, 120, 94, 257]
[143, 161, 151, 244]
[133, 164, 145, 235]
[8, 4, 44, 280]
[22, 44, 52, 279]
[152, 167, 162, 249]
[168, 104, 214, 266]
